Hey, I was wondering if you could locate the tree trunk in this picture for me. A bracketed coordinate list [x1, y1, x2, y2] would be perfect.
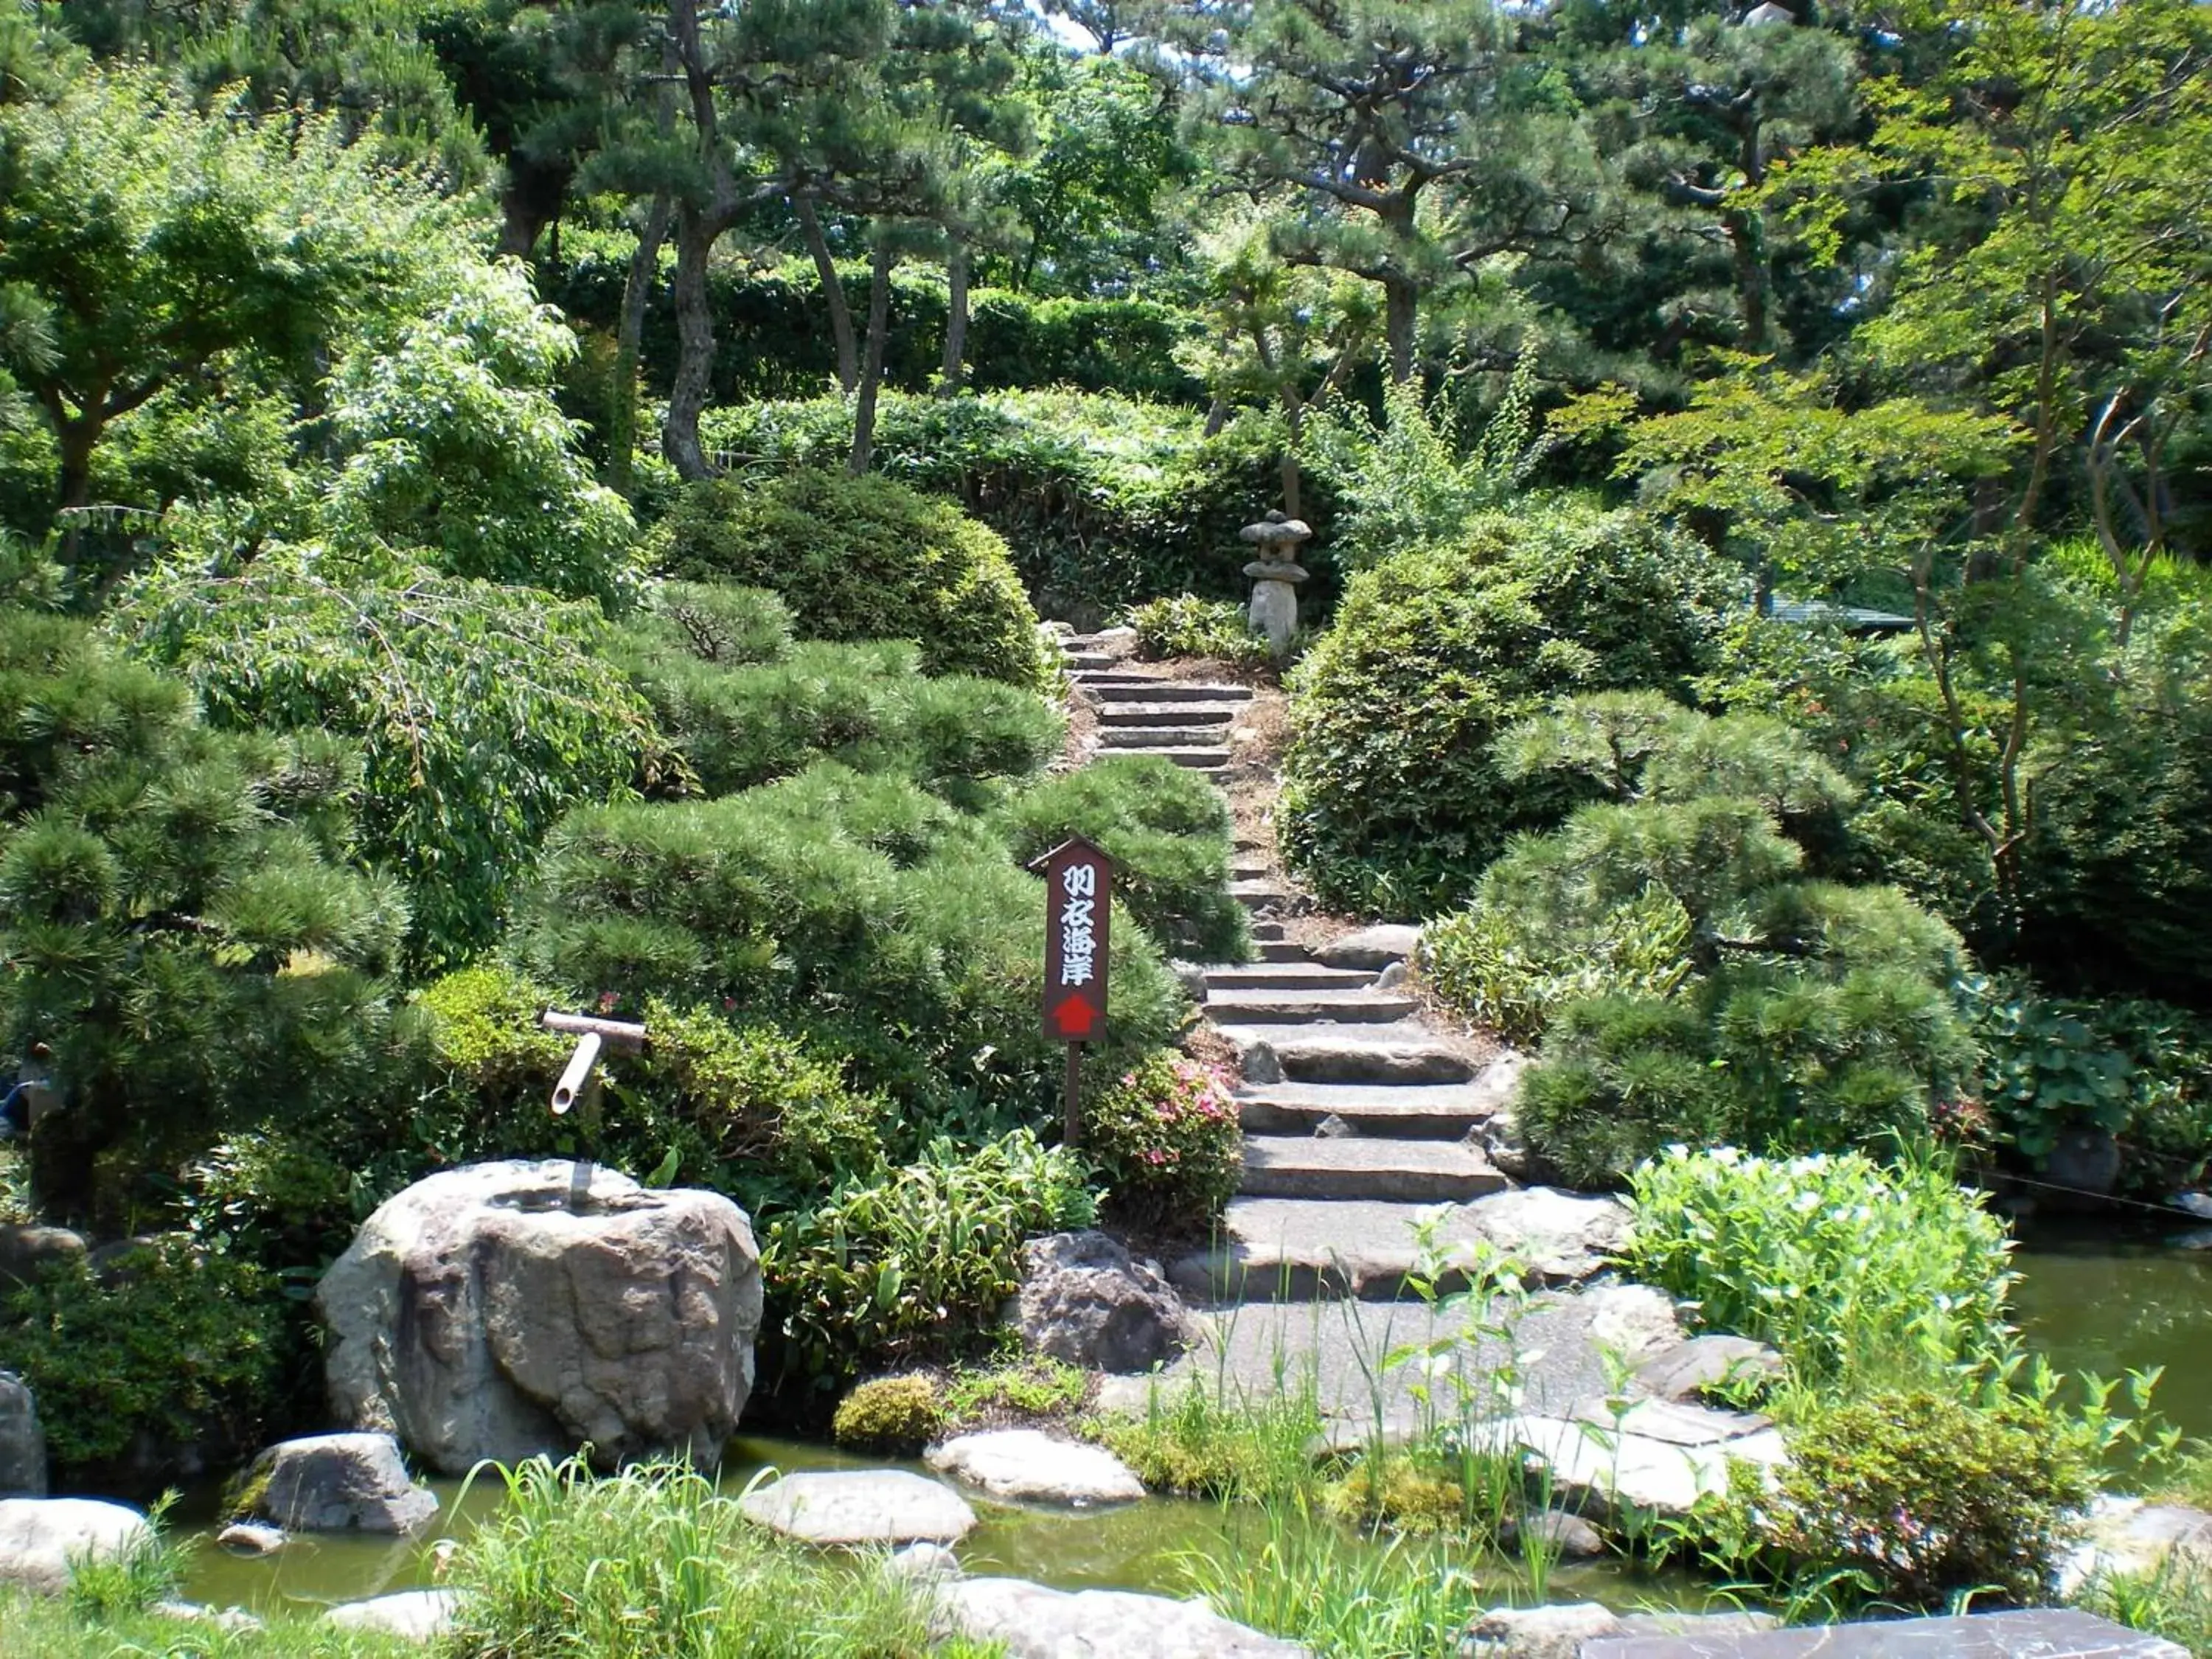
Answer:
[796, 194, 860, 394]
[1277, 392, 1305, 520]
[664, 205, 722, 481]
[1383, 276, 1419, 386]
[498, 157, 572, 262]
[938, 240, 970, 397]
[1727, 208, 1770, 349]
[611, 192, 673, 498]
[849, 235, 897, 477]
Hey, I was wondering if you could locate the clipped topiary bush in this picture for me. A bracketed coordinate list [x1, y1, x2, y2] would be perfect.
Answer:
[655, 470, 1051, 689]
[1085, 1051, 1242, 1236]
[832, 1374, 946, 1454]
[1279, 504, 1743, 917]
[995, 756, 1250, 963]
[1127, 595, 1273, 672]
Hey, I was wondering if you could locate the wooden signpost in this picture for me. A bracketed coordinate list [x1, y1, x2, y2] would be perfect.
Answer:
[1032, 835, 1112, 1150]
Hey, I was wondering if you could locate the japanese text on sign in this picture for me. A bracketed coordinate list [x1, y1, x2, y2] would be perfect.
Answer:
[1059, 863, 1096, 987]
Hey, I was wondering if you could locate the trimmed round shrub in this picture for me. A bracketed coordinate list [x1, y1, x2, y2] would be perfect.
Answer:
[1279, 504, 1743, 917]
[655, 470, 1051, 689]
[1086, 1051, 1241, 1234]
[832, 1374, 946, 1454]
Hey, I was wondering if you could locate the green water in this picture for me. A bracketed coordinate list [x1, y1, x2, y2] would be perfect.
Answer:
[2011, 1222, 2212, 1441]
[175, 1433, 1700, 1618]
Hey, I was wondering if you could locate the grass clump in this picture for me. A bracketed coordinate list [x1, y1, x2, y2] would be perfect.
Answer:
[2079, 1554, 2212, 1655]
[1099, 1376, 1326, 1503]
[945, 1357, 1088, 1423]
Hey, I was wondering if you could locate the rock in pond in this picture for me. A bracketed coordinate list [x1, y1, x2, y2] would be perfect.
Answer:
[1314, 925, 1422, 972]
[153, 1601, 263, 1633]
[0, 1498, 153, 1596]
[216, 1521, 288, 1557]
[1508, 1408, 1788, 1524]
[886, 1541, 964, 1585]
[241, 1432, 437, 1534]
[325, 1589, 462, 1641]
[1006, 1230, 1197, 1374]
[739, 1470, 976, 1547]
[940, 1576, 1314, 1658]
[1582, 1608, 2185, 1658]
[927, 1430, 1144, 1507]
[0, 1371, 45, 1497]
[318, 1158, 762, 1475]
[1464, 1604, 1779, 1658]
[1502, 1509, 1604, 1559]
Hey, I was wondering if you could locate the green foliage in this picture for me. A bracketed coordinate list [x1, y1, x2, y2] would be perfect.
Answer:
[445, 1457, 989, 1659]
[760, 1131, 1095, 1387]
[1759, 1388, 2096, 1609]
[60, 1496, 177, 1623]
[830, 1375, 945, 1455]
[1280, 504, 1743, 917]
[0, 1238, 284, 1470]
[944, 1357, 1087, 1422]
[1421, 887, 1691, 1047]
[123, 548, 658, 964]
[0, 1593, 415, 1658]
[1624, 1147, 2016, 1394]
[655, 470, 1049, 689]
[1099, 1377, 1326, 1504]
[1126, 596, 1274, 672]
[1177, 1513, 1483, 1659]
[2080, 1554, 2212, 1656]
[1084, 1051, 1242, 1236]
[995, 757, 1249, 963]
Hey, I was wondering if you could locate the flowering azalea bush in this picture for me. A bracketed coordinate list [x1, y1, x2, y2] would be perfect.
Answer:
[1087, 1051, 1242, 1234]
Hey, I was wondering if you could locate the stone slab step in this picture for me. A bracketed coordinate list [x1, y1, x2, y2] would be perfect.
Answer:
[1096, 726, 1234, 748]
[1063, 653, 1116, 671]
[1230, 879, 1290, 902]
[1085, 681, 1253, 703]
[1255, 939, 1305, 959]
[1165, 1198, 1454, 1301]
[1220, 1022, 1478, 1085]
[1129, 748, 1229, 769]
[1201, 963, 1372, 992]
[1096, 702, 1240, 727]
[1235, 1080, 1495, 1138]
[1239, 1136, 1505, 1202]
[1248, 919, 1287, 942]
[1230, 861, 1271, 882]
[1205, 988, 1419, 1024]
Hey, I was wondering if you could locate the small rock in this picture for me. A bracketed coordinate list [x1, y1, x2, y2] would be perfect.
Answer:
[1374, 961, 1410, 991]
[1571, 1397, 1772, 1447]
[1005, 1231, 1197, 1374]
[2059, 1495, 2212, 1596]
[325, 1589, 462, 1641]
[1242, 1041, 1284, 1085]
[1313, 1113, 1356, 1140]
[739, 1470, 977, 1547]
[1461, 1602, 1622, 1659]
[1171, 960, 1210, 1004]
[0, 1225, 85, 1291]
[1610, 1609, 1782, 1641]
[926, 1430, 1144, 1507]
[0, 1373, 46, 1498]
[0, 1498, 153, 1596]
[2040, 1127, 2124, 1198]
[886, 1541, 964, 1584]
[1631, 1335, 1784, 1405]
[1314, 925, 1422, 972]
[242, 1432, 438, 1534]
[1503, 1509, 1604, 1559]
[1581, 1283, 1684, 1363]
[942, 1576, 1313, 1658]
[1453, 1189, 1630, 1287]
[217, 1521, 288, 1557]
[154, 1601, 264, 1633]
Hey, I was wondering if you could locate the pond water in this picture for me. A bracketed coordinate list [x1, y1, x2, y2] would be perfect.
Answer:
[2011, 1219, 2212, 1442]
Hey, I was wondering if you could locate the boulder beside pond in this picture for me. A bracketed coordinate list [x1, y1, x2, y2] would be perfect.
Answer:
[0, 1498, 152, 1596]
[240, 1432, 437, 1534]
[1006, 1230, 1197, 1374]
[325, 1589, 462, 1642]
[318, 1159, 762, 1476]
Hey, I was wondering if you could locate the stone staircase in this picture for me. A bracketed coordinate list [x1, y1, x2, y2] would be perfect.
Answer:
[1057, 631, 1523, 1307]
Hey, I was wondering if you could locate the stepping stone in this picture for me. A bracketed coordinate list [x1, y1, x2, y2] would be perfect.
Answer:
[1201, 964, 1374, 992]
[1312, 925, 1422, 971]
[1450, 1187, 1631, 1286]
[1235, 1081, 1495, 1138]
[1254, 939, 1306, 960]
[1225, 1023, 1477, 1085]
[925, 1430, 1144, 1507]
[1230, 880, 1290, 906]
[1229, 861, 1273, 882]
[738, 1470, 976, 1546]
[940, 1576, 1313, 1659]
[1571, 1397, 1773, 1447]
[1140, 748, 1232, 769]
[1172, 1197, 1520, 1301]
[1240, 1137, 1506, 1203]
[1094, 701, 1242, 726]
[1584, 1609, 2187, 1659]
[1506, 1413, 1788, 1523]
[1086, 681, 1253, 703]
[326, 1590, 462, 1641]
[1096, 726, 1238, 748]
[1207, 988, 1417, 1024]
[1063, 653, 1116, 671]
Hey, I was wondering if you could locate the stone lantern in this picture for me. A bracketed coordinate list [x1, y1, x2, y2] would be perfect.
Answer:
[1239, 512, 1312, 658]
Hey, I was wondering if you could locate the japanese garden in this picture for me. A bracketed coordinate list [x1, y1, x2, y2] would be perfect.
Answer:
[3, 1, 2212, 1655]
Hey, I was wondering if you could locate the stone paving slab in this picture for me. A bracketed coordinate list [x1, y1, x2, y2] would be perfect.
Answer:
[1240, 1137, 1506, 1203]
[1582, 1608, 2188, 1659]
[1225, 1023, 1480, 1086]
[1234, 1081, 1499, 1138]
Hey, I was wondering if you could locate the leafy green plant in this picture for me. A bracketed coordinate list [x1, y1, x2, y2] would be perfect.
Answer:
[1421, 886, 1692, 1046]
[1099, 1373, 1326, 1504]
[760, 1131, 1096, 1387]
[831, 1375, 946, 1454]
[655, 469, 1051, 689]
[945, 1357, 1088, 1422]
[1085, 1051, 1242, 1235]
[2078, 1552, 2212, 1656]
[1126, 595, 1274, 671]
[1624, 1147, 2017, 1394]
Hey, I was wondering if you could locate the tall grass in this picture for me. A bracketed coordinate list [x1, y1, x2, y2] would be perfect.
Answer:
[0, 1596, 417, 1658]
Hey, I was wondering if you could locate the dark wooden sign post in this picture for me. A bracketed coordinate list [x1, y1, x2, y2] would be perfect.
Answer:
[1032, 835, 1112, 1150]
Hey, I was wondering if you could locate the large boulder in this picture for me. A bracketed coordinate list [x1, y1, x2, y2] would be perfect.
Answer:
[0, 1498, 151, 1595]
[317, 1160, 762, 1475]
[1005, 1231, 1197, 1374]
[0, 1225, 84, 1291]
[240, 1433, 437, 1534]
[0, 1374, 46, 1498]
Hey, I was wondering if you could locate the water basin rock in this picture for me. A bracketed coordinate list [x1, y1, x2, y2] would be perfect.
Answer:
[0, 1373, 45, 1497]
[739, 1470, 976, 1546]
[325, 1589, 462, 1641]
[242, 1432, 437, 1534]
[926, 1430, 1144, 1507]
[939, 1576, 1314, 1658]
[1630, 1336, 1784, 1405]
[2057, 1495, 2212, 1596]
[216, 1521, 287, 1557]
[1455, 1189, 1630, 1286]
[1006, 1231, 1197, 1374]
[318, 1159, 762, 1475]
[0, 1498, 152, 1595]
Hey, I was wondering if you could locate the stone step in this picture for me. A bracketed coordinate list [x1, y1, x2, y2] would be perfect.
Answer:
[1166, 1197, 1465, 1301]
[1096, 726, 1234, 749]
[1204, 988, 1418, 1025]
[1146, 748, 1231, 770]
[1063, 653, 1116, 672]
[1201, 963, 1372, 992]
[1239, 1136, 1507, 1203]
[1095, 702, 1240, 727]
[1235, 1080, 1496, 1138]
[1084, 681, 1253, 703]
[1256, 939, 1307, 960]
[1230, 861, 1271, 881]
[1219, 1023, 1478, 1085]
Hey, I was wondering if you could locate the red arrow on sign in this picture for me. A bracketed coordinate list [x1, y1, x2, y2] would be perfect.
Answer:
[1049, 993, 1101, 1039]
